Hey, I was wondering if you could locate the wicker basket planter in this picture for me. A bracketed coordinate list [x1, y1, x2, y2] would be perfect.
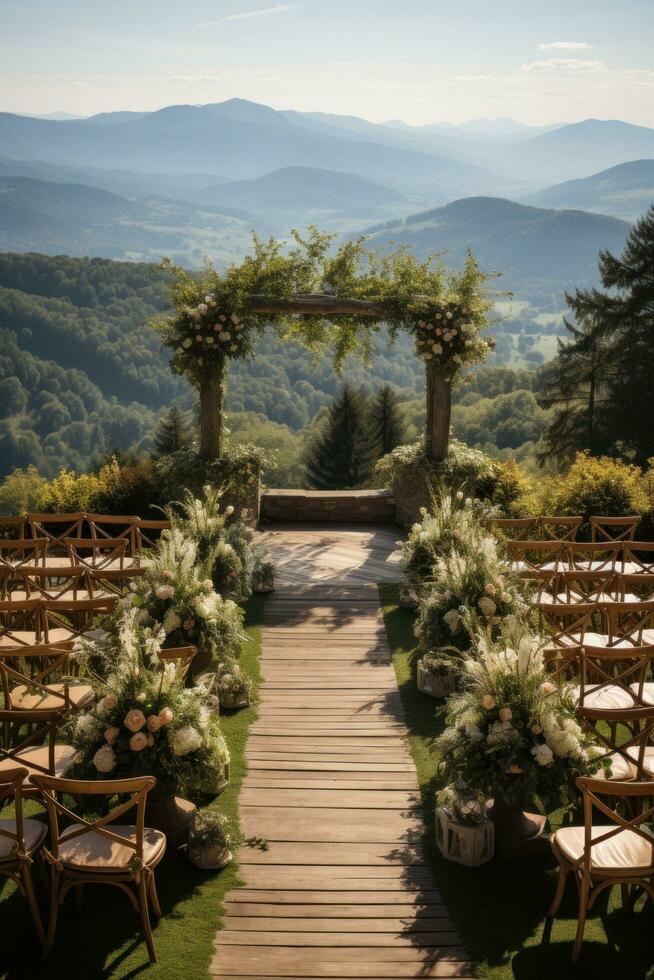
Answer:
[188, 843, 233, 871]
[435, 807, 494, 867]
[417, 659, 457, 698]
[219, 690, 250, 710]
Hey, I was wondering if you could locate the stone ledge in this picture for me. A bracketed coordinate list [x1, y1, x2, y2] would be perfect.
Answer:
[261, 489, 397, 524]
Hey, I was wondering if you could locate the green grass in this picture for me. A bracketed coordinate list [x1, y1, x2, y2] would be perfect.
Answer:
[378, 583, 654, 980]
[0, 593, 264, 980]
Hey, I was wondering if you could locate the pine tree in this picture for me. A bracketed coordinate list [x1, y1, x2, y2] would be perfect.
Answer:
[539, 206, 654, 464]
[152, 406, 193, 458]
[370, 384, 406, 459]
[304, 386, 375, 489]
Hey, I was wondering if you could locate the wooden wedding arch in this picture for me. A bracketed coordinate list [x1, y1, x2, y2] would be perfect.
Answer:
[199, 293, 452, 463]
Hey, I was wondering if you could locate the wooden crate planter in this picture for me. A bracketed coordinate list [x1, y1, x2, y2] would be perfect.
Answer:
[417, 659, 457, 698]
[435, 807, 494, 867]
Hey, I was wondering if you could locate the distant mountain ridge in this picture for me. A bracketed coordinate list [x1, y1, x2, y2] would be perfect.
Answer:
[523, 159, 654, 221]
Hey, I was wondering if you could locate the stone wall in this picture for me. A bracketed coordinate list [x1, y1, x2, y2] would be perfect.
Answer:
[261, 489, 397, 524]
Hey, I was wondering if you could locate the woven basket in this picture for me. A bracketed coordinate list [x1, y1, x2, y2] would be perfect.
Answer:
[189, 844, 233, 870]
[435, 808, 494, 867]
[417, 659, 456, 698]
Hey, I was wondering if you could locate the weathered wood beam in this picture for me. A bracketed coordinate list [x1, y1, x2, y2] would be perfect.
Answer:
[245, 294, 387, 317]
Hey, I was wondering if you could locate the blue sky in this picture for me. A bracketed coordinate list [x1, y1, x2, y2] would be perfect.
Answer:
[1, 0, 653, 124]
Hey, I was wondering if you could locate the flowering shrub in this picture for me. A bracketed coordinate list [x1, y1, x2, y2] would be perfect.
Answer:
[198, 662, 253, 708]
[69, 615, 229, 796]
[435, 621, 606, 813]
[188, 807, 231, 851]
[436, 781, 489, 827]
[122, 527, 246, 670]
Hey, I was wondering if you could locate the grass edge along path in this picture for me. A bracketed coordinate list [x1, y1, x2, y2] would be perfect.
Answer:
[378, 582, 654, 980]
[0, 593, 264, 980]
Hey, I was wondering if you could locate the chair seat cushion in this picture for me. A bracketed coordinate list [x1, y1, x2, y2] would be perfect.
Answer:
[603, 752, 636, 780]
[0, 818, 47, 861]
[58, 823, 166, 872]
[630, 682, 654, 706]
[552, 825, 654, 872]
[0, 628, 74, 650]
[573, 684, 636, 710]
[10, 683, 93, 711]
[0, 745, 76, 782]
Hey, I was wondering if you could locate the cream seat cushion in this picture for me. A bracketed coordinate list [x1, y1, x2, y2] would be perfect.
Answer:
[0, 628, 74, 650]
[0, 818, 47, 861]
[630, 681, 654, 706]
[573, 684, 636, 710]
[58, 824, 166, 872]
[10, 683, 93, 711]
[552, 825, 654, 873]
[0, 745, 76, 782]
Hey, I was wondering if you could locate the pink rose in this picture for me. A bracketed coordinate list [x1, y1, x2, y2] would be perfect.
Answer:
[104, 726, 120, 745]
[159, 707, 174, 726]
[155, 584, 175, 600]
[540, 682, 555, 695]
[104, 693, 118, 709]
[124, 709, 146, 733]
[146, 714, 161, 732]
[508, 764, 522, 774]
[129, 732, 148, 752]
[499, 707, 513, 722]
[482, 695, 496, 710]
[161, 570, 173, 581]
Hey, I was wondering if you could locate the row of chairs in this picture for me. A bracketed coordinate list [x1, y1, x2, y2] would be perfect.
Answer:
[492, 515, 641, 542]
[0, 512, 171, 557]
[508, 539, 654, 575]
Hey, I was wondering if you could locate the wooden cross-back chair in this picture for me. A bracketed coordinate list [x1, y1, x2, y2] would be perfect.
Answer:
[130, 519, 171, 552]
[594, 598, 654, 648]
[86, 514, 139, 553]
[622, 541, 654, 574]
[565, 541, 623, 573]
[574, 641, 654, 713]
[159, 645, 197, 680]
[590, 515, 641, 542]
[549, 776, 654, 962]
[539, 516, 583, 541]
[0, 595, 113, 658]
[577, 703, 654, 783]
[0, 516, 26, 540]
[0, 538, 52, 573]
[0, 642, 94, 713]
[0, 707, 76, 792]
[28, 514, 85, 562]
[617, 573, 654, 603]
[32, 773, 166, 962]
[491, 517, 539, 540]
[507, 540, 567, 577]
[556, 569, 619, 605]
[5, 566, 117, 610]
[64, 537, 144, 585]
[539, 601, 599, 649]
[0, 767, 48, 945]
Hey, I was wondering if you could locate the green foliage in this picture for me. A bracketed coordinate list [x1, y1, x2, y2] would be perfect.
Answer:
[369, 384, 406, 456]
[304, 385, 375, 489]
[154, 445, 270, 513]
[153, 406, 193, 457]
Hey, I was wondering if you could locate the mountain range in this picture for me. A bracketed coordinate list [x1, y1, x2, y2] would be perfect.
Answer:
[524, 159, 654, 221]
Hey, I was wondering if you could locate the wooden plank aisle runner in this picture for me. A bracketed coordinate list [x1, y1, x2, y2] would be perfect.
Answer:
[212, 526, 473, 979]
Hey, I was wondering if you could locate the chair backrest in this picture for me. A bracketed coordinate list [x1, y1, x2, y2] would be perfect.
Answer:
[0, 767, 30, 859]
[491, 517, 539, 540]
[539, 516, 583, 541]
[130, 519, 171, 551]
[565, 541, 623, 572]
[86, 514, 139, 552]
[575, 776, 654, 875]
[31, 773, 156, 873]
[558, 569, 618, 603]
[595, 598, 654, 646]
[0, 517, 26, 541]
[27, 514, 85, 546]
[0, 708, 64, 774]
[0, 538, 50, 572]
[578, 703, 654, 782]
[618, 573, 654, 602]
[539, 601, 598, 648]
[159, 645, 197, 679]
[543, 643, 580, 682]
[578, 642, 654, 708]
[623, 541, 654, 573]
[507, 540, 566, 574]
[590, 515, 640, 542]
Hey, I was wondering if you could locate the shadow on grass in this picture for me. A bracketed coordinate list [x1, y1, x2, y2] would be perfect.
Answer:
[0, 593, 265, 980]
[378, 583, 654, 980]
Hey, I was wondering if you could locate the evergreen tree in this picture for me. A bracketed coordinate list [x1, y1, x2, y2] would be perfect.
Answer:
[304, 386, 375, 489]
[539, 206, 654, 464]
[152, 406, 192, 458]
[370, 384, 406, 458]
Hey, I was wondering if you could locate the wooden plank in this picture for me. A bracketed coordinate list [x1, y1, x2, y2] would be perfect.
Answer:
[222, 917, 455, 933]
[239, 789, 418, 809]
[223, 890, 445, 905]
[216, 931, 461, 947]
[223, 904, 449, 920]
[240, 807, 422, 843]
[237, 842, 426, 866]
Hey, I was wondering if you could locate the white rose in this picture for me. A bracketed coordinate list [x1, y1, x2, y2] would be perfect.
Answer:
[531, 743, 554, 767]
[93, 745, 117, 773]
[172, 725, 203, 756]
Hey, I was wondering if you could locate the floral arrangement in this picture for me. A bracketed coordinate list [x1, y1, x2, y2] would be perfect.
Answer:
[69, 615, 230, 796]
[436, 781, 489, 828]
[410, 299, 493, 381]
[188, 806, 231, 851]
[414, 534, 530, 655]
[121, 526, 246, 670]
[435, 621, 606, 813]
[199, 662, 253, 709]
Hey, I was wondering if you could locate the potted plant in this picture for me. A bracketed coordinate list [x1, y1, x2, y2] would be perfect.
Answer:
[199, 661, 253, 710]
[417, 650, 458, 698]
[435, 618, 608, 858]
[252, 557, 275, 594]
[435, 782, 494, 867]
[187, 807, 233, 870]
[69, 613, 231, 843]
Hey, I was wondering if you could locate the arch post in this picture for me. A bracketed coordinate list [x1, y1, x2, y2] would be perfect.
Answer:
[199, 367, 225, 460]
[425, 364, 451, 462]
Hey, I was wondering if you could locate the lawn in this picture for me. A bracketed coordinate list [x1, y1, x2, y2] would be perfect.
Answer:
[378, 583, 654, 980]
[0, 593, 264, 980]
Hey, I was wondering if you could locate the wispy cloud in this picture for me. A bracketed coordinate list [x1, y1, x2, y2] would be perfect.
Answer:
[195, 4, 300, 27]
[538, 41, 593, 51]
[522, 58, 607, 72]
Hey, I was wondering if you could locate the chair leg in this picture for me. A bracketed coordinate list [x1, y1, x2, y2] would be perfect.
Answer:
[137, 876, 157, 963]
[43, 868, 60, 959]
[621, 883, 631, 911]
[22, 861, 46, 947]
[548, 859, 570, 918]
[572, 876, 590, 963]
[148, 871, 162, 918]
[75, 883, 84, 912]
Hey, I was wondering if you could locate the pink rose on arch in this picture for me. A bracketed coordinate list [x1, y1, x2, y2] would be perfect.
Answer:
[124, 709, 146, 733]
[499, 707, 513, 722]
[159, 707, 174, 726]
[104, 726, 120, 745]
[129, 732, 148, 752]
[146, 714, 161, 732]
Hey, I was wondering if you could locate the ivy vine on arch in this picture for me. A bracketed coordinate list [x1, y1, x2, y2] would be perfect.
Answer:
[153, 228, 497, 464]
